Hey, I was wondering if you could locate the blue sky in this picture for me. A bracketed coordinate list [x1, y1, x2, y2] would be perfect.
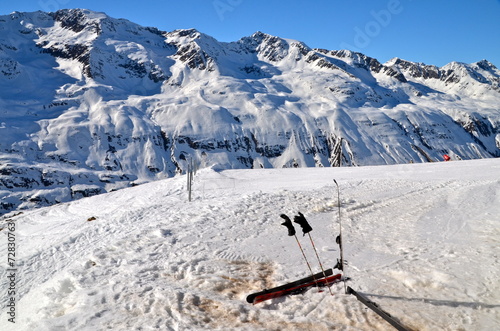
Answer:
[1, 0, 499, 67]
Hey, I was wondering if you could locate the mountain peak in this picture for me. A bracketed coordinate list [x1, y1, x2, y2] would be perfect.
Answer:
[474, 59, 498, 71]
[51, 8, 107, 18]
[49, 8, 107, 33]
[168, 28, 201, 39]
[250, 31, 276, 40]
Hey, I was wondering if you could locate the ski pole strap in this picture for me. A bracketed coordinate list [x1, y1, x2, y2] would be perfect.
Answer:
[293, 212, 313, 235]
[280, 214, 296, 236]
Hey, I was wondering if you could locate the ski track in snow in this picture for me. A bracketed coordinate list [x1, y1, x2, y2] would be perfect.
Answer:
[1, 159, 500, 330]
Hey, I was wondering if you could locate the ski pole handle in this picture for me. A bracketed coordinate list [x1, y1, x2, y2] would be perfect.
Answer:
[280, 214, 296, 236]
[293, 212, 313, 236]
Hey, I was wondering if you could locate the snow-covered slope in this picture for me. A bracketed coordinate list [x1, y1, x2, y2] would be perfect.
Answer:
[1, 9, 499, 215]
[1, 158, 499, 330]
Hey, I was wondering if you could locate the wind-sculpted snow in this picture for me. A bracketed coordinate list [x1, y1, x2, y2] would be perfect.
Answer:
[0, 9, 499, 214]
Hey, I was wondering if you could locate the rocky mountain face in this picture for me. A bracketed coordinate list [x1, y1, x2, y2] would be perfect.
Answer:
[1, 9, 499, 214]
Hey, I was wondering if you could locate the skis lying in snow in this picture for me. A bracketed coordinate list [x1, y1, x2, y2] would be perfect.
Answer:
[246, 268, 342, 304]
[347, 287, 412, 331]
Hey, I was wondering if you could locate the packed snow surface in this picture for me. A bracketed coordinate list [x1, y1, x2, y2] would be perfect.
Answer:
[1, 158, 499, 330]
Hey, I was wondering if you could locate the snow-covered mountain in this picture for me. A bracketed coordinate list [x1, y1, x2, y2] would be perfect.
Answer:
[1, 9, 499, 215]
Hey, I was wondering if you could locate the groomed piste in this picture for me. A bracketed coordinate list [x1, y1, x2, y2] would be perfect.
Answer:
[1, 158, 499, 330]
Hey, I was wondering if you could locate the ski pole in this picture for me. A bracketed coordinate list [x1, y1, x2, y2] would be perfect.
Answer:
[294, 212, 334, 295]
[280, 214, 321, 290]
[306, 232, 334, 295]
[334, 179, 348, 294]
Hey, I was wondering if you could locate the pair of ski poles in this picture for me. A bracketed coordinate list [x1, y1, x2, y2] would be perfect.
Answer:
[280, 212, 333, 295]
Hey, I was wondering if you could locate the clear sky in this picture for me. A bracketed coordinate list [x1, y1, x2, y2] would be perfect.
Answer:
[1, 0, 499, 67]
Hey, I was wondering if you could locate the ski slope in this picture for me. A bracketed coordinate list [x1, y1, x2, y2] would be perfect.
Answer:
[1, 158, 499, 330]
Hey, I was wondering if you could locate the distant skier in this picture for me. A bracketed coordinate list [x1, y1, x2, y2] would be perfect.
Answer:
[443, 154, 451, 161]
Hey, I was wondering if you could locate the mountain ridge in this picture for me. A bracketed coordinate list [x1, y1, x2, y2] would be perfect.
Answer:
[0, 9, 499, 214]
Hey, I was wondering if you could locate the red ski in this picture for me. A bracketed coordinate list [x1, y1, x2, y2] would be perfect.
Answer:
[247, 269, 342, 304]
